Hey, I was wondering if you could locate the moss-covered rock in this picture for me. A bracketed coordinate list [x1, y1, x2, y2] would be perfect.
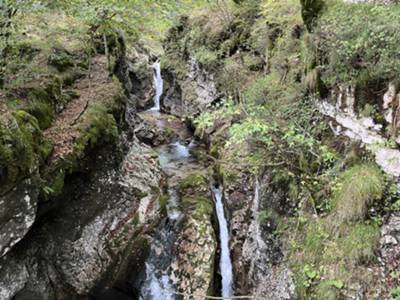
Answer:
[0, 110, 52, 194]
[48, 49, 75, 72]
[173, 173, 216, 298]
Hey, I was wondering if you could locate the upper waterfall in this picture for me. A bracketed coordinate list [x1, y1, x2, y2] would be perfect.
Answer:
[149, 61, 163, 111]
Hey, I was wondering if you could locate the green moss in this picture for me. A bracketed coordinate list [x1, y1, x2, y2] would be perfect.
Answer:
[60, 68, 86, 86]
[182, 196, 214, 219]
[74, 104, 119, 156]
[164, 127, 175, 139]
[23, 76, 65, 129]
[25, 100, 54, 129]
[179, 174, 208, 193]
[0, 110, 50, 192]
[48, 50, 75, 72]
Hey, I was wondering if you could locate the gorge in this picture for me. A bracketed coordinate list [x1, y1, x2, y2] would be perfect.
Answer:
[1, 1, 400, 300]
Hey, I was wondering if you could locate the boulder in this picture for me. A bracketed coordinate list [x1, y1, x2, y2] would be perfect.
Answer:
[0, 180, 38, 257]
[134, 111, 192, 146]
[161, 59, 218, 119]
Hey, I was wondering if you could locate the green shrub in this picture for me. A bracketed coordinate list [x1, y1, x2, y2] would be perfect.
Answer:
[75, 104, 118, 153]
[193, 47, 219, 70]
[315, 280, 340, 300]
[25, 100, 54, 129]
[316, 2, 400, 85]
[180, 174, 208, 193]
[392, 287, 400, 300]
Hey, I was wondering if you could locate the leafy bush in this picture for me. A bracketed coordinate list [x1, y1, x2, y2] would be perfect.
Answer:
[193, 46, 220, 70]
[316, 2, 400, 85]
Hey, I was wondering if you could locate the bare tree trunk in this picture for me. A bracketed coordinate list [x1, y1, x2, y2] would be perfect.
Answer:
[103, 33, 110, 73]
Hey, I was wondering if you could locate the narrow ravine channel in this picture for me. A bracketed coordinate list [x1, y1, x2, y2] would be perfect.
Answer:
[139, 58, 234, 299]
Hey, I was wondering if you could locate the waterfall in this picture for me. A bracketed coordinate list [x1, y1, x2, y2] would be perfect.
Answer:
[212, 186, 233, 299]
[139, 141, 193, 300]
[139, 225, 176, 300]
[149, 61, 163, 111]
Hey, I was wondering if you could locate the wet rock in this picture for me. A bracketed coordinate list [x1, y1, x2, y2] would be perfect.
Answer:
[161, 70, 184, 117]
[226, 173, 296, 299]
[114, 38, 155, 118]
[48, 49, 75, 72]
[134, 111, 191, 147]
[161, 59, 218, 119]
[0, 180, 38, 258]
[173, 212, 216, 299]
[0, 140, 164, 299]
[171, 174, 216, 299]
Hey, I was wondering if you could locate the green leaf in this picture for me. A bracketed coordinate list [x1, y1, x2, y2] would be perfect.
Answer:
[328, 279, 344, 289]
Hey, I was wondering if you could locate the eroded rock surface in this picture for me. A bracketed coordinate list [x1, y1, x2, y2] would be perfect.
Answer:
[135, 111, 192, 146]
[379, 213, 400, 293]
[161, 59, 218, 118]
[0, 180, 38, 258]
[316, 100, 400, 179]
[171, 174, 216, 299]
[0, 139, 164, 299]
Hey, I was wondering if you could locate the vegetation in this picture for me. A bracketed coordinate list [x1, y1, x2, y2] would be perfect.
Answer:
[332, 164, 384, 222]
[315, 2, 400, 86]
[0, 0, 212, 198]
[286, 164, 383, 298]
[163, 0, 400, 298]
[1, 0, 400, 299]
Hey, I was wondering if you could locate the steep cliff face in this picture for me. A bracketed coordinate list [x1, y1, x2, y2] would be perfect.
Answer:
[0, 12, 166, 299]
[172, 174, 217, 298]
[0, 139, 164, 299]
[161, 59, 218, 118]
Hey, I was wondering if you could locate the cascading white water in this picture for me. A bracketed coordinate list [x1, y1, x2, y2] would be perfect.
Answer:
[139, 140, 193, 300]
[212, 186, 233, 299]
[149, 61, 163, 111]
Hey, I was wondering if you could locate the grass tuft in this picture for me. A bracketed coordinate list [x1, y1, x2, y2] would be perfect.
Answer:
[332, 164, 383, 222]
